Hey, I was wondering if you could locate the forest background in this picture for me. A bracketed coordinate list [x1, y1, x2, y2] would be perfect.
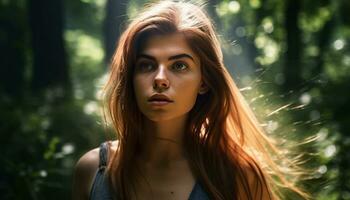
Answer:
[1, 0, 349, 199]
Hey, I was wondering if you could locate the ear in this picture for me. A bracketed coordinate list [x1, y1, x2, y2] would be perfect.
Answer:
[198, 82, 209, 95]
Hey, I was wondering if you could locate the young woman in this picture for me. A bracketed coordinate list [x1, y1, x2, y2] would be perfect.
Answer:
[73, 1, 308, 199]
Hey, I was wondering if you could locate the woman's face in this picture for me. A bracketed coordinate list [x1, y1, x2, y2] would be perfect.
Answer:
[133, 33, 203, 122]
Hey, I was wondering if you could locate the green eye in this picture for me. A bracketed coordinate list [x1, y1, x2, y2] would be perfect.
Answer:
[172, 62, 188, 71]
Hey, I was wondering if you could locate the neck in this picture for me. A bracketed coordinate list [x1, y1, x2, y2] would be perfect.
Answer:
[139, 115, 188, 168]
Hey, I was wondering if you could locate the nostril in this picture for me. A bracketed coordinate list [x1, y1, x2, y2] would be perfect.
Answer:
[153, 79, 170, 90]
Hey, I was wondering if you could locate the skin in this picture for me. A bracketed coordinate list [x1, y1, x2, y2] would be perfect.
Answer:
[133, 33, 205, 162]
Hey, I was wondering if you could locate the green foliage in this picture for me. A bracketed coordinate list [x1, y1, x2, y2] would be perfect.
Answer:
[0, 0, 108, 199]
[215, 0, 350, 199]
[0, 94, 106, 199]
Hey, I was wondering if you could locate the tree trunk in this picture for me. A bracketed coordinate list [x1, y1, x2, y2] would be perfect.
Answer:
[313, 16, 334, 76]
[28, 0, 70, 98]
[0, 3, 26, 100]
[284, 0, 302, 91]
[340, 0, 350, 26]
[103, 0, 128, 65]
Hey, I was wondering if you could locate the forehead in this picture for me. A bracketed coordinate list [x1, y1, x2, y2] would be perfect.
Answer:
[139, 33, 199, 62]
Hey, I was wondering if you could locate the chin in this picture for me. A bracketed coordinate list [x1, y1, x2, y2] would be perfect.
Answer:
[143, 112, 189, 123]
[144, 114, 174, 122]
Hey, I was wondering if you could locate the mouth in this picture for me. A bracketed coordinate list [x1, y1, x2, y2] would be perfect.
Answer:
[148, 94, 173, 105]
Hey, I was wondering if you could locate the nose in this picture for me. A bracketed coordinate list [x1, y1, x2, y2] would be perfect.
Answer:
[153, 65, 169, 91]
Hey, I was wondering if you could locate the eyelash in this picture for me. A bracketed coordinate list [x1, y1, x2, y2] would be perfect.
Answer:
[172, 62, 188, 71]
[137, 62, 155, 71]
[136, 61, 189, 72]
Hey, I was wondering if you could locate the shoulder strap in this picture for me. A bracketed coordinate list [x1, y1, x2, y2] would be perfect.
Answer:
[98, 142, 109, 169]
[189, 182, 210, 200]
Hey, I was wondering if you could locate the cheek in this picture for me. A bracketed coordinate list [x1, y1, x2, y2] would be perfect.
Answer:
[133, 76, 146, 105]
[176, 78, 201, 110]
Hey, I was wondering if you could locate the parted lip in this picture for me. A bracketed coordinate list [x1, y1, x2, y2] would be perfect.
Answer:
[148, 94, 173, 102]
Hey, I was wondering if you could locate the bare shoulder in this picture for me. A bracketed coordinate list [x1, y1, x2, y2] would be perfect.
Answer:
[72, 147, 100, 200]
[74, 140, 119, 176]
[76, 148, 100, 171]
[72, 141, 120, 200]
[109, 140, 120, 154]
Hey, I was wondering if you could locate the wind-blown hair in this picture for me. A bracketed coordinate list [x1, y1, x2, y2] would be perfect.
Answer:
[103, 1, 308, 199]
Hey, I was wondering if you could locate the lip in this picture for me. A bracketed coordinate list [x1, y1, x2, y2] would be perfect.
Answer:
[148, 100, 172, 106]
[148, 94, 173, 106]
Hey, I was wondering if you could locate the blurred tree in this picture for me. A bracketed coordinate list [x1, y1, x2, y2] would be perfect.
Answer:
[0, 2, 26, 100]
[284, 0, 302, 91]
[104, 0, 128, 65]
[28, 0, 71, 98]
[340, 0, 350, 26]
[312, 0, 334, 76]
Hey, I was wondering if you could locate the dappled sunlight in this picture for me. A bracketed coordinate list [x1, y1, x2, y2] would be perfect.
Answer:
[254, 33, 280, 65]
[333, 38, 345, 51]
[217, 1, 241, 16]
[65, 30, 104, 63]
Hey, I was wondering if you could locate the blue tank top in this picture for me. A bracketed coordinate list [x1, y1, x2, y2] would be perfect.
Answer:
[89, 142, 210, 200]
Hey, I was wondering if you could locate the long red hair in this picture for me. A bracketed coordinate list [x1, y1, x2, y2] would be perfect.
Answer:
[103, 1, 308, 199]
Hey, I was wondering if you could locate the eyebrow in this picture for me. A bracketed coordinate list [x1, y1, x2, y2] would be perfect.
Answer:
[138, 53, 195, 61]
